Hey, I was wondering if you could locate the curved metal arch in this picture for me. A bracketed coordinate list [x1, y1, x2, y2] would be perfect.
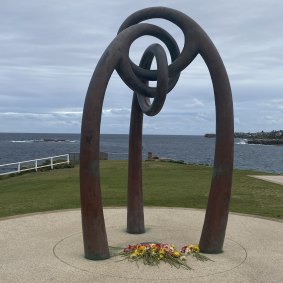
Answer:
[80, 7, 234, 260]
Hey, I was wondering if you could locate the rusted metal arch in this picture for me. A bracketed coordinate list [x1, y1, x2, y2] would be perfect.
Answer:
[80, 7, 234, 260]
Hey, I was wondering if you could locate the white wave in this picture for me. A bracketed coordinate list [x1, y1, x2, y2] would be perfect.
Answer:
[11, 139, 79, 143]
[236, 139, 248, 145]
[11, 140, 36, 143]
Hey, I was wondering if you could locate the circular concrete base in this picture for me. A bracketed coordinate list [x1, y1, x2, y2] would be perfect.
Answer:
[1, 207, 282, 282]
[54, 228, 246, 280]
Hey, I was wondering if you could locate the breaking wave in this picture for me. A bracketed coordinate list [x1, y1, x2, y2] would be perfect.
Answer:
[236, 139, 248, 145]
[11, 139, 78, 143]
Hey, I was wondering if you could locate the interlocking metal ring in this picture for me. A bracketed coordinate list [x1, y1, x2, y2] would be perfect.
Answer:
[136, 43, 168, 116]
[115, 23, 180, 102]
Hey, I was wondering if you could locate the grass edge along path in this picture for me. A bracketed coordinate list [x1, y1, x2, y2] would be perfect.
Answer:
[0, 160, 282, 219]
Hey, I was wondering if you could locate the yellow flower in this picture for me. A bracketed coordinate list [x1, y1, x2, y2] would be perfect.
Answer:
[159, 248, 165, 255]
[194, 246, 200, 253]
[132, 250, 141, 257]
[189, 245, 200, 253]
[173, 251, 180, 257]
[130, 252, 138, 258]
[138, 246, 146, 253]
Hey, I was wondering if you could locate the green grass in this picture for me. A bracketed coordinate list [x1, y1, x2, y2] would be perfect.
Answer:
[0, 160, 282, 219]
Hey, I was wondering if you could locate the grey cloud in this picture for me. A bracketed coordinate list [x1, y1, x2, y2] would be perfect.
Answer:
[0, 111, 82, 133]
[0, 0, 282, 134]
[103, 108, 131, 115]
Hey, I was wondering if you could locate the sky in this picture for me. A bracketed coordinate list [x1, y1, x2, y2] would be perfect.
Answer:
[0, 0, 282, 135]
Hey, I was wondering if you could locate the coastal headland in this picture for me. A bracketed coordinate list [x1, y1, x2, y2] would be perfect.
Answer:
[205, 130, 283, 145]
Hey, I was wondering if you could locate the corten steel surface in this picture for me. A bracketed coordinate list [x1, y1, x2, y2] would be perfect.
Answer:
[80, 7, 234, 260]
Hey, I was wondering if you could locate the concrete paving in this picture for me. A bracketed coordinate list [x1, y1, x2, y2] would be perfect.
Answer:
[249, 175, 283, 186]
[0, 207, 282, 283]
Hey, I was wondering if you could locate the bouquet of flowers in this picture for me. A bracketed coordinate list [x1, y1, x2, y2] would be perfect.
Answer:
[120, 242, 210, 269]
[181, 244, 210, 261]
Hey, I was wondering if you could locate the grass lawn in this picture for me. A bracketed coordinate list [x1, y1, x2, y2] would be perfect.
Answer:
[0, 160, 282, 219]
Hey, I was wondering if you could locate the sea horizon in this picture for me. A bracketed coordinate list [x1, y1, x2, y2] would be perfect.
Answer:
[0, 133, 282, 174]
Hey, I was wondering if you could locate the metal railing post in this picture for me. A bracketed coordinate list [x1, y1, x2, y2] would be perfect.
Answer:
[35, 159, 38, 172]
[67, 154, 70, 164]
[50, 157, 54, 170]
[17, 162, 21, 173]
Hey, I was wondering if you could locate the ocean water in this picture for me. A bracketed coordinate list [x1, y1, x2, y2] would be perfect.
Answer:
[0, 133, 282, 174]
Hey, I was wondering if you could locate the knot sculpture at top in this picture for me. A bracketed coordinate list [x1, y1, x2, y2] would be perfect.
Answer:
[80, 7, 234, 260]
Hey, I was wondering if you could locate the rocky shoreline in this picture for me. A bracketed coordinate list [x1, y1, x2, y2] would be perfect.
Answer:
[246, 139, 283, 145]
[205, 130, 283, 145]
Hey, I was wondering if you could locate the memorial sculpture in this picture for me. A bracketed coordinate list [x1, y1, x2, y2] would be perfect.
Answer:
[80, 7, 234, 260]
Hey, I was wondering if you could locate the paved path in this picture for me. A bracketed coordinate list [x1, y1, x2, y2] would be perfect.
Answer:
[0, 207, 282, 282]
[249, 175, 283, 186]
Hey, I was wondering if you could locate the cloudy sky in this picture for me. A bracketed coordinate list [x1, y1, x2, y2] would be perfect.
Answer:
[0, 0, 282, 135]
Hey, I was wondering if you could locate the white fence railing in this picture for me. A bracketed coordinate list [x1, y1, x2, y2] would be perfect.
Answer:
[0, 154, 70, 176]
